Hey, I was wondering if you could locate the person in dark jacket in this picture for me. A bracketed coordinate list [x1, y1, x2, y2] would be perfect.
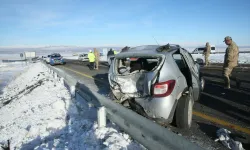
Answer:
[107, 48, 115, 66]
[107, 48, 114, 56]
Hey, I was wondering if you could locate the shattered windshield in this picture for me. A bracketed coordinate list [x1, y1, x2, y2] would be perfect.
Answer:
[116, 56, 161, 75]
[51, 54, 61, 58]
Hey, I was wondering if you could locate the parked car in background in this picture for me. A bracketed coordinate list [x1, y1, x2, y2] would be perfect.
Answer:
[78, 53, 89, 62]
[45, 55, 51, 63]
[108, 44, 204, 129]
[192, 45, 216, 54]
[49, 53, 65, 66]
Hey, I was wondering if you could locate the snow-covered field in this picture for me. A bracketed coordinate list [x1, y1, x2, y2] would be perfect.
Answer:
[192, 53, 250, 64]
[0, 62, 29, 94]
[0, 62, 144, 150]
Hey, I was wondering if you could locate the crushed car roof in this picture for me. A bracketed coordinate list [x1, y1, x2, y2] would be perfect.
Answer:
[116, 44, 181, 57]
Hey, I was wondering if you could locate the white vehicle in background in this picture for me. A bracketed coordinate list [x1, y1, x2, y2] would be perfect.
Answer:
[45, 55, 51, 64]
[24, 52, 36, 59]
[78, 53, 89, 62]
[192, 45, 216, 54]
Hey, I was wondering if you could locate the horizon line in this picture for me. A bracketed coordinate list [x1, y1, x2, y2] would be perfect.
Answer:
[1, 45, 250, 49]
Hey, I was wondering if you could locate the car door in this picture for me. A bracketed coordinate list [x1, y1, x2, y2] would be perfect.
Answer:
[180, 49, 200, 101]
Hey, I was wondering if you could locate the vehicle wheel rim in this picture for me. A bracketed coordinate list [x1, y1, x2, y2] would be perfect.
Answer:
[187, 95, 193, 126]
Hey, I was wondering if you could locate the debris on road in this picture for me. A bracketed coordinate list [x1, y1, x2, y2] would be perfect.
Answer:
[215, 128, 245, 150]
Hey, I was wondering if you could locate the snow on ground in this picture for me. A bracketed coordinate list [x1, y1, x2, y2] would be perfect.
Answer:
[0, 62, 29, 95]
[0, 62, 144, 150]
[192, 53, 250, 64]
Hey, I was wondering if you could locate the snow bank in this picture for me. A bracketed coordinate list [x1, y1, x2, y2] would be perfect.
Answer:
[0, 62, 144, 150]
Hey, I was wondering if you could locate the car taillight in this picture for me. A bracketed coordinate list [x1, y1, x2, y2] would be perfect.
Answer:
[153, 80, 176, 97]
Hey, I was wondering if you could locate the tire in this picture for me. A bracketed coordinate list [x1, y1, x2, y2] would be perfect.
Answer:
[196, 76, 205, 101]
[176, 87, 194, 129]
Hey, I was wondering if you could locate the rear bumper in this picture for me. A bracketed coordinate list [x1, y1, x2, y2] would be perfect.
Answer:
[50, 60, 64, 65]
[135, 95, 177, 123]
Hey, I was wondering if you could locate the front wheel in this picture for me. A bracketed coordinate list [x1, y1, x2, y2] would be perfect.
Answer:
[175, 87, 194, 129]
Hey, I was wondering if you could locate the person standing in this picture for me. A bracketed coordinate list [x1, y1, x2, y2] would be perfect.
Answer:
[88, 49, 95, 70]
[107, 48, 114, 57]
[223, 36, 239, 89]
[204, 42, 211, 66]
[107, 48, 115, 66]
[94, 48, 100, 70]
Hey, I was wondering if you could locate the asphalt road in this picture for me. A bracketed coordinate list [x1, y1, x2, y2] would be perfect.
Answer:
[54, 59, 250, 149]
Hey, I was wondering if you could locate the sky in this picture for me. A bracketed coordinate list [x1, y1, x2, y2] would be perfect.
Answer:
[0, 0, 249, 47]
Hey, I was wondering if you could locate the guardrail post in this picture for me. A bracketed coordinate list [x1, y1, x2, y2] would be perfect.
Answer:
[60, 77, 64, 84]
[97, 106, 106, 128]
[70, 86, 75, 98]
[54, 72, 57, 79]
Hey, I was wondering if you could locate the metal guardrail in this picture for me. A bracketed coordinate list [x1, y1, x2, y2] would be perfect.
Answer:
[44, 62, 203, 150]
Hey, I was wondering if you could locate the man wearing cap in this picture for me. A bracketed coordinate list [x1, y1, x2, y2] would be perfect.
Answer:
[223, 36, 239, 89]
[88, 49, 96, 70]
[204, 42, 211, 66]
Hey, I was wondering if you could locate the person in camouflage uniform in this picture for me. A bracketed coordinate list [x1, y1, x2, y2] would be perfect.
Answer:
[94, 48, 100, 70]
[204, 42, 211, 66]
[223, 36, 239, 89]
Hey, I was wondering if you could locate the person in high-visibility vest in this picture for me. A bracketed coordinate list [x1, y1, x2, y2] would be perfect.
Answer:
[88, 49, 96, 70]
[114, 50, 117, 55]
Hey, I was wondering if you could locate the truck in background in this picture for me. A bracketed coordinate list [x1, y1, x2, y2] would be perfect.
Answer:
[24, 52, 36, 59]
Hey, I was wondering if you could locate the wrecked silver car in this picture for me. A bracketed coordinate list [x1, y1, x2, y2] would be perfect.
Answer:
[108, 44, 203, 129]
